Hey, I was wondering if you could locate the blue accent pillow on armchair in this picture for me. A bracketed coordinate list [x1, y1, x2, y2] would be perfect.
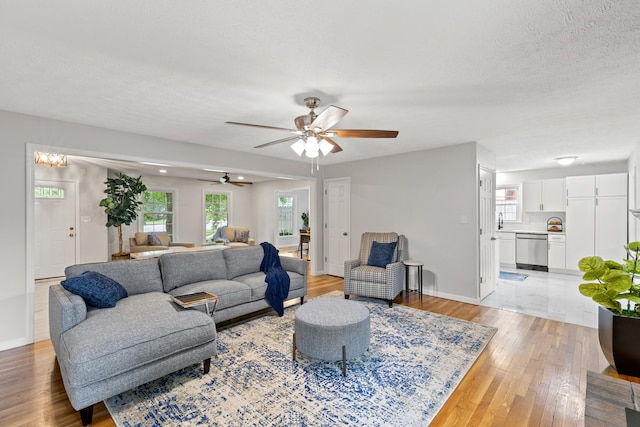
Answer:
[367, 241, 398, 268]
[61, 271, 128, 308]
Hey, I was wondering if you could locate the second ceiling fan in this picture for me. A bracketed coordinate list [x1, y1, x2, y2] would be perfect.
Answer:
[199, 172, 252, 187]
[226, 97, 399, 158]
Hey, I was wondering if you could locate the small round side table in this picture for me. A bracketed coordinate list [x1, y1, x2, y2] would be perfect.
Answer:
[403, 260, 424, 302]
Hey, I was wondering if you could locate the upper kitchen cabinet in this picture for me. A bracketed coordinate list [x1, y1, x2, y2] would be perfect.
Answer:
[523, 179, 566, 212]
[566, 175, 595, 198]
[565, 174, 627, 198]
[596, 173, 628, 197]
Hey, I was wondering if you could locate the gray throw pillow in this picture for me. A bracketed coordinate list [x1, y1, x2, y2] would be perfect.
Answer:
[235, 229, 250, 243]
[147, 232, 163, 246]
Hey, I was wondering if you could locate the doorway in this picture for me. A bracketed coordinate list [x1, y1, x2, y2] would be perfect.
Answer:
[324, 177, 350, 277]
[479, 167, 497, 299]
[34, 180, 78, 279]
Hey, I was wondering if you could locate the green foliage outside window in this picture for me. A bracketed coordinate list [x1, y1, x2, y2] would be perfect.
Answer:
[143, 191, 174, 238]
[205, 193, 228, 242]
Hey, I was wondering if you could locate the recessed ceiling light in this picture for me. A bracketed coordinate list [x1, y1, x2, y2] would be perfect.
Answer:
[159, 169, 167, 174]
[140, 161, 171, 167]
[237, 176, 245, 180]
[554, 156, 577, 166]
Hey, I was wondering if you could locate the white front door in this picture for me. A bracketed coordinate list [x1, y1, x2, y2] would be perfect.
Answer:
[324, 178, 350, 277]
[479, 167, 497, 300]
[34, 180, 77, 279]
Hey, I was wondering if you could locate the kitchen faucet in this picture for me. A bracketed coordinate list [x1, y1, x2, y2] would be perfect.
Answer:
[498, 212, 504, 230]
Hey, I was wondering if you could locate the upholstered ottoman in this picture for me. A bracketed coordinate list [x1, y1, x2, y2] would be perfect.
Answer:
[293, 298, 370, 376]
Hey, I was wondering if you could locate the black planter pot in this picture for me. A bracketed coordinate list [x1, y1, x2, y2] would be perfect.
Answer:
[598, 306, 640, 377]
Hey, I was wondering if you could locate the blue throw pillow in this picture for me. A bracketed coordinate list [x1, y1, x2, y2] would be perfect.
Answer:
[367, 241, 398, 268]
[147, 232, 163, 246]
[61, 271, 128, 308]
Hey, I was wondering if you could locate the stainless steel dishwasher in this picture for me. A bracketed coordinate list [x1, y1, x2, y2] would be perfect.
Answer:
[515, 233, 548, 271]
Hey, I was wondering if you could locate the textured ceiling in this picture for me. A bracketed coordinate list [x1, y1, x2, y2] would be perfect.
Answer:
[1, 0, 640, 172]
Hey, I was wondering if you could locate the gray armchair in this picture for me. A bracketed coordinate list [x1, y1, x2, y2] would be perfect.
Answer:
[344, 232, 408, 307]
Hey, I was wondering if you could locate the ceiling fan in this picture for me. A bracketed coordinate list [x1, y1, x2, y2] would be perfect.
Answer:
[198, 172, 252, 187]
[225, 97, 399, 158]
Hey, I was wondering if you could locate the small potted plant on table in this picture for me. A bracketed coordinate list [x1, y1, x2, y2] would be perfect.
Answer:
[578, 242, 640, 377]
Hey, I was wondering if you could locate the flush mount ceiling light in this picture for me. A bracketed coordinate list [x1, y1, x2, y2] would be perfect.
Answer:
[34, 151, 67, 167]
[554, 156, 577, 166]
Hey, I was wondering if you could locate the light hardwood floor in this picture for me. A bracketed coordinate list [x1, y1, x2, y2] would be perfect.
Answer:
[2, 269, 637, 426]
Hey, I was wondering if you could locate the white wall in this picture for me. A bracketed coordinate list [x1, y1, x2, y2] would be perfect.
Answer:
[251, 179, 312, 247]
[0, 109, 317, 351]
[627, 147, 640, 241]
[323, 142, 482, 304]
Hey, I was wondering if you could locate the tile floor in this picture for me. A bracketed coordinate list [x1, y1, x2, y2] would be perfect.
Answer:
[480, 268, 600, 329]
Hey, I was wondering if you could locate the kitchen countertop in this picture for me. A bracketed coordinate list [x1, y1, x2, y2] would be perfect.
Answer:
[496, 229, 566, 235]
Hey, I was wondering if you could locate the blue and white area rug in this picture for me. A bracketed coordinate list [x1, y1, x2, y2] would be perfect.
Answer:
[499, 271, 528, 282]
[105, 291, 497, 426]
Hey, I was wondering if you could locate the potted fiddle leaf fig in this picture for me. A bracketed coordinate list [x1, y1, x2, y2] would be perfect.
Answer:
[99, 172, 147, 258]
[578, 241, 640, 376]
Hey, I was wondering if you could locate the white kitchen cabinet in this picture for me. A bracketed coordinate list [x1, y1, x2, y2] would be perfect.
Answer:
[498, 232, 516, 266]
[596, 173, 628, 197]
[548, 234, 566, 269]
[565, 173, 628, 271]
[566, 197, 596, 269]
[566, 175, 595, 198]
[523, 179, 565, 212]
[596, 196, 628, 262]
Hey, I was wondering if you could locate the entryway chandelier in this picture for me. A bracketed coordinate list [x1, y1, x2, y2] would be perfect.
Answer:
[34, 151, 67, 167]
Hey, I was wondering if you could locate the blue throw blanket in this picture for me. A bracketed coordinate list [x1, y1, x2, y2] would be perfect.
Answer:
[260, 242, 290, 316]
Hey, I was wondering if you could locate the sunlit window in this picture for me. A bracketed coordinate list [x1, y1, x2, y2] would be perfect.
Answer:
[496, 185, 520, 222]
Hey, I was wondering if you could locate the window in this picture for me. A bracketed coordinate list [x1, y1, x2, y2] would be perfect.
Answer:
[496, 185, 520, 222]
[35, 186, 65, 199]
[142, 190, 174, 239]
[278, 195, 295, 236]
[204, 193, 229, 242]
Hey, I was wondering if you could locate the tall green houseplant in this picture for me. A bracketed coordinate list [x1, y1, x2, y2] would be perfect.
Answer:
[99, 173, 147, 256]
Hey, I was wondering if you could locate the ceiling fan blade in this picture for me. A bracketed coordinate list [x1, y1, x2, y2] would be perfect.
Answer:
[254, 135, 300, 149]
[197, 179, 221, 184]
[320, 136, 343, 153]
[229, 180, 253, 186]
[332, 129, 399, 138]
[310, 105, 348, 131]
[225, 121, 299, 133]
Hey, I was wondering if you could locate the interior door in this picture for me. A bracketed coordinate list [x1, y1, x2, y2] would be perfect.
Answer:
[479, 167, 497, 300]
[34, 180, 77, 279]
[324, 178, 350, 277]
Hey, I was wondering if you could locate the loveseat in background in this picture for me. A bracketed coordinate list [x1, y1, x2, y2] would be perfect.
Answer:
[128, 231, 195, 253]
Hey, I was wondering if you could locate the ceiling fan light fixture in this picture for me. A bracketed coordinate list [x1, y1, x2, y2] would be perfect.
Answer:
[305, 146, 319, 158]
[555, 156, 577, 166]
[291, 139, 305, 156]
[319, 139, 333, 156]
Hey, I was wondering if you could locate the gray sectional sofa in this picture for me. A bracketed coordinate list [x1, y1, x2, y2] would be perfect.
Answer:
[49, 245, 307, 425]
